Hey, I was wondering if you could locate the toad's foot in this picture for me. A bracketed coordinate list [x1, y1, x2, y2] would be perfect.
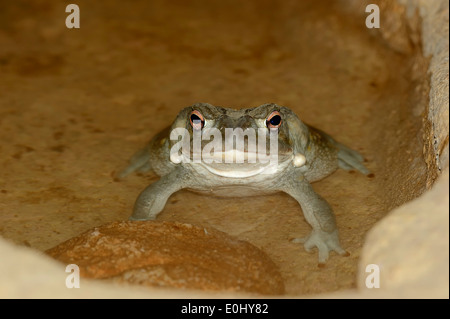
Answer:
[129, 166, 190, 221]
[129, 215, 156, 221]
[129, 193, 164, 221]
[291, 229, 349, 266]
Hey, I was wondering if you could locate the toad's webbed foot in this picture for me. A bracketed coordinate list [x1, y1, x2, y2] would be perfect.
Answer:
[292, 229, 349, 266]
[129, 166, 190, 220]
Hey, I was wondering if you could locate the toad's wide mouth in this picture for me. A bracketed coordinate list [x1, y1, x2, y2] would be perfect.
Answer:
[171, 149, 295, 178]
[168, 126, 294, 167]
[170, 149, 293, 165]
[201, 163, 275, 178]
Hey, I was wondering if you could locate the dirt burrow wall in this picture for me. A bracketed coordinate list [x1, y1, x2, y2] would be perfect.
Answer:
[347, 0, 449, 298]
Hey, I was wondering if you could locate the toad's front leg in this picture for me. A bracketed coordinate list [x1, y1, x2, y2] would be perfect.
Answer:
[277, 173, 348, 265]
[130, 166, 190, 221]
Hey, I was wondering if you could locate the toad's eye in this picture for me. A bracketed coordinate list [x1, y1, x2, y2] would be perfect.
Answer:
[266, 111, 282, 129]
[190, 110, 205, 130]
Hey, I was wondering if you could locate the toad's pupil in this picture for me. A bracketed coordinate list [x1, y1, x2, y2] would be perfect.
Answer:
[269, 115, 281, 126]
[191, 114, 202, 123]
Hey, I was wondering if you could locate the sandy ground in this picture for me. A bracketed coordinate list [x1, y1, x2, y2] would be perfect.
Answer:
[0, 0, 428, 295]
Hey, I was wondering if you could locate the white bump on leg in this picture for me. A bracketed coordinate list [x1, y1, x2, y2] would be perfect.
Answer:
[293, 153, 306, 167]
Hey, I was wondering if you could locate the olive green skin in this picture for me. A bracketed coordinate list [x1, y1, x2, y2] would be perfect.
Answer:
[119, 103, 369, 264]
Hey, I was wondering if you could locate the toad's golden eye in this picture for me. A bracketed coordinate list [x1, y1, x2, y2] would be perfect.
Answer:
[266, 111, 282, 129]
[190, 110, 205, 130]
